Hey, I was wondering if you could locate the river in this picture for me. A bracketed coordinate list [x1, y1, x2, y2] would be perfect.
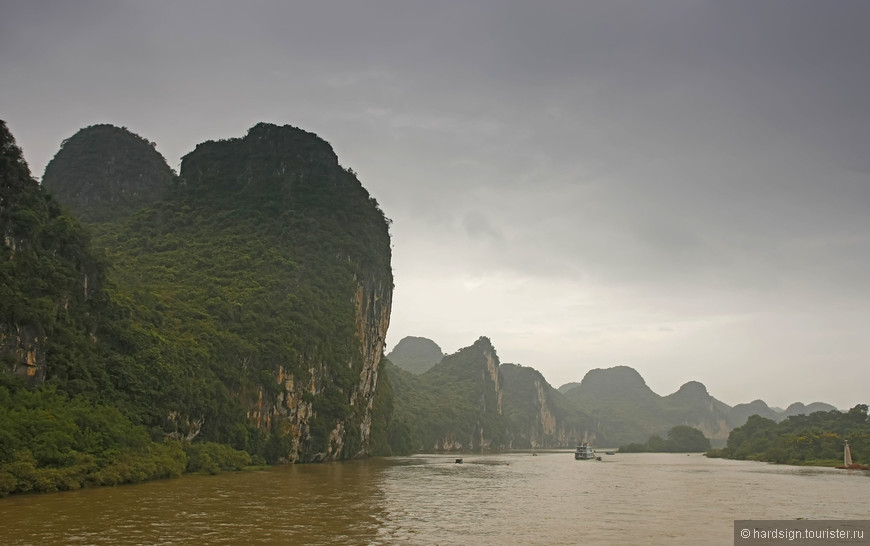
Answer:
[1, 452, 868, 545]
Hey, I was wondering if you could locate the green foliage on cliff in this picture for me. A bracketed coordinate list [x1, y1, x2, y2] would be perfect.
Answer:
[0, 379, 254, 496]
[47, 122, 392, 462]
[617, 425, 711, 453]
[0, 382, 186, 495]
[368, 358, 397, 456]
[707, 405, 870, 466]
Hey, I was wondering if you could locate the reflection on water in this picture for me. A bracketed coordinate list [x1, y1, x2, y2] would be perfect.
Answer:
[1, 453, 868, 545]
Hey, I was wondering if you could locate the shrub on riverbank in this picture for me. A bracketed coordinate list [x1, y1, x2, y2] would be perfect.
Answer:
[184, 442, 252, 474]
[0, 384, 251, 496]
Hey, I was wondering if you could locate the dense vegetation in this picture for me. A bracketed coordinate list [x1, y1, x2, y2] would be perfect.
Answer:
[617, 425, 712, 453]
[707, 405, 870, 466]
[0, 378, 253, 496]
[1, 120, 393, 495]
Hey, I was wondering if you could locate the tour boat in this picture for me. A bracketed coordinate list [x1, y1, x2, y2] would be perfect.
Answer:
[574, 442, 600, 461]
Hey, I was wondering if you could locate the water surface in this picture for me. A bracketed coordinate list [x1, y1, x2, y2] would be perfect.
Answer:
[1, 452, 868, 545]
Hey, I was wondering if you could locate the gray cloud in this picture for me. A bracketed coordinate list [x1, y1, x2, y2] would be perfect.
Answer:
[2, 0, 869, 409]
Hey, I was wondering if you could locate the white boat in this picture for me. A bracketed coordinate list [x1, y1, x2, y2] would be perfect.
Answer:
[574, 442, 599, 460]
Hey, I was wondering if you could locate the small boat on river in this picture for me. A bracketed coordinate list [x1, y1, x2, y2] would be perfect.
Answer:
[574, 442, 601, 461]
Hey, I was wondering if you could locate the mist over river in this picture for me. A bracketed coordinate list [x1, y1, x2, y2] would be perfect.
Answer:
[2, 452, 868, 545]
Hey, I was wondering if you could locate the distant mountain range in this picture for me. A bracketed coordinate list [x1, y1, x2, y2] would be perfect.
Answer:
[386, 336, 837, 449]
[385, 336, 594, 452]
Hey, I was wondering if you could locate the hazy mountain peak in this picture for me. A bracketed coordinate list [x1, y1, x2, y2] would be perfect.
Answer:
[784, 401, 838, 416]
[387, 336, 444, 374]
[672, 380, 710, 398]
[578, 365, 650, 392]
[180, 122, 340, 192]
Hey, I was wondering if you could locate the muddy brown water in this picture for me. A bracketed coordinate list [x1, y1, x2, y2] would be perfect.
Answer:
[1, 452, 868, 545]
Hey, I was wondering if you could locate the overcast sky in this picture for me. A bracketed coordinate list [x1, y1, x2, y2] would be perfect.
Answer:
[3, 1, 868, 410]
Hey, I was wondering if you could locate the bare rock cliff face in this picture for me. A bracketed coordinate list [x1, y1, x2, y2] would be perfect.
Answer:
[250, 275, 392, 462]
[0, 325, 45, 384]
[351, 276, 392, 450]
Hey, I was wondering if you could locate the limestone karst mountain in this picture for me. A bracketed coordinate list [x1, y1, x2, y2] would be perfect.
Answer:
[38, 122, 395, 462]
[386, 334, 843, 452]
